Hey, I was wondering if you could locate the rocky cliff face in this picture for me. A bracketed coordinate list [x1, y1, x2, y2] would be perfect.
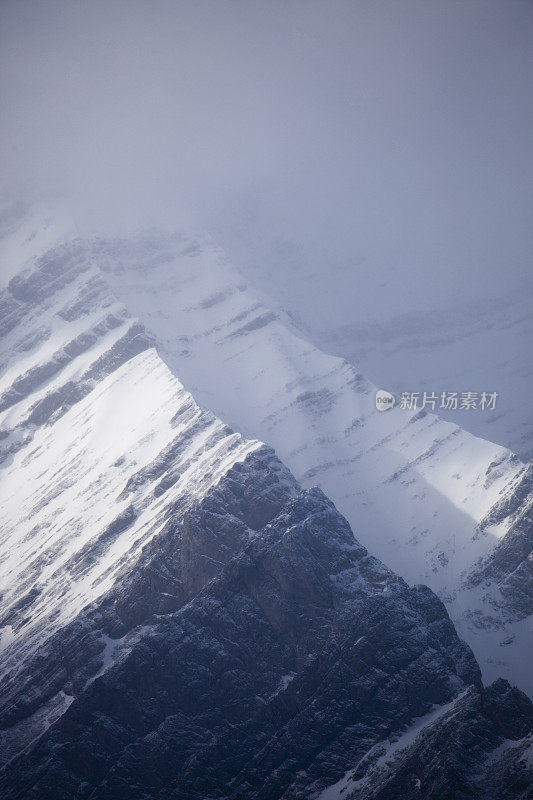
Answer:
[329, 679, 533, 800]
[0, 447, 296, 758]
[1, 476, 531, 799]
[2, 209, 532, 694]
[0, 478, 496, 799]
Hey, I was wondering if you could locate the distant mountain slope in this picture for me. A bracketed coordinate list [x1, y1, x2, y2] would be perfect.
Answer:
[313, 293, 533, 463]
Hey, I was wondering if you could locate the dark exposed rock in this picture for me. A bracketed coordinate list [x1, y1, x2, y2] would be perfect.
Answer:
[346, 679, 533, 800]
[57, 275, 111, 322]
[228, 310, 277, 338]
[25, 379, 94, 426]
[1, 486, 502, 800]
[67, 505, 138, 580]
[479, 465, 533, 531]
[111, 447, 299, 630]
[83, 322, 154, 383]
[0, 588, 41, 630]
[117, 413, 220, 500]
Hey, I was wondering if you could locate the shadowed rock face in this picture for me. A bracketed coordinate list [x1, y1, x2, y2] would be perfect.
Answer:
[0, 413, 531, 800]
[5, 481, 527, 800]
[347, 680, 533, 800]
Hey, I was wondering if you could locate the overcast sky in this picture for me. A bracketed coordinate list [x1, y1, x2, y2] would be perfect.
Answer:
[1, 0, 532, 323]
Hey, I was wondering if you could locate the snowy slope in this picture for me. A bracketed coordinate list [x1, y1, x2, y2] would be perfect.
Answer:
[0, 205, 532, 798]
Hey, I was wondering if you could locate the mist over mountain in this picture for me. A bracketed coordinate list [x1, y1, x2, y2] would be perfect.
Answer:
[2, 0, 532, 308]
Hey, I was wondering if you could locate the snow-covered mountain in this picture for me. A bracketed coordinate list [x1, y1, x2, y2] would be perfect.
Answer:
[1, 207, 532, 693]
[80, 226, 532, 695]
[0, 204, 531, 798]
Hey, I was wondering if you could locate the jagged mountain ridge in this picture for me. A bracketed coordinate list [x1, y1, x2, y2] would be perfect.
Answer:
[0, 206, 532, 696]
[0, 227, 267, 751]
[0, 444, 298, 765]
[89, 226, 532, 694]
[0, 206, 531, 797]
